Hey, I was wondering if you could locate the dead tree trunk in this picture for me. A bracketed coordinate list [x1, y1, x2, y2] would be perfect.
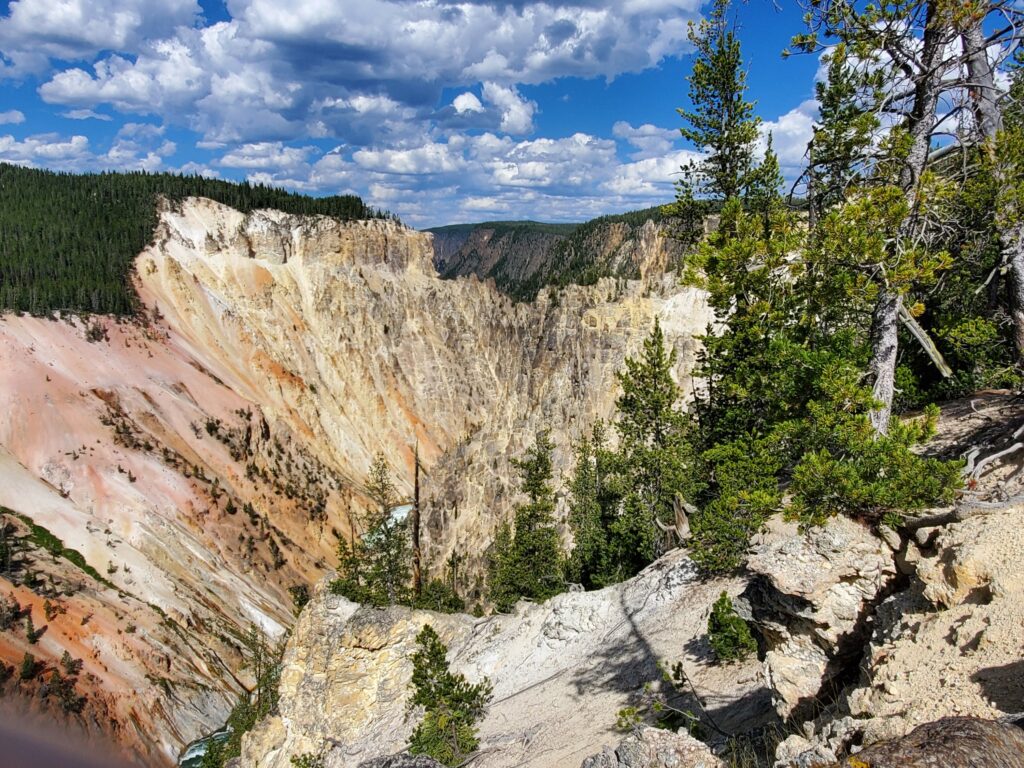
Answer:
[962, 13, 1024, 361]
[869, 0, 950, 435]
[962, 19, 1002, 141]
[411, 442, 422, 598]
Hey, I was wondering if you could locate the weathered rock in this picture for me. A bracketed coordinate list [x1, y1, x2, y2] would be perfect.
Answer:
[581, 726, 724, 768]
[358, 755, 446, 768]
[240, 552, 771, 768]
[774, 734, 835, 768]
[841, 505, 1024, 745]
[746, 516, 898, 720]
[835, 717, 1024, 768]
[772, 481, 1024, 766]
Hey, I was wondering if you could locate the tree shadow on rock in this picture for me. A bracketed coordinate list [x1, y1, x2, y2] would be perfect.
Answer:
[971, 660, 1024, 714]
[570, 592, 662, 698]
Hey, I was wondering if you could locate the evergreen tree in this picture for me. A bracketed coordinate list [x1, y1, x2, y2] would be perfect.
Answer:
[805, 43, 878, 222]
[363, 453, 411, 606]
[609, 321, 696, 579]
[331, 452, 411, 607]
[407, 625, 492, 767]
[201, 625, 285, 768]
[566, 422, 621, 588]
[746, 134, 783, 244]
[674, 0, 759, 203]
[794, 0, 963, 434]
[707, 592, 757, 663]
[660, 8, 967, 573]
[485, 521, 516, 611]
[414, 579, 465, 614]
[486, 432, 565, 611]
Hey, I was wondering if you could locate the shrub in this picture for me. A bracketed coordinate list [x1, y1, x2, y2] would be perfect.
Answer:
[407, 625, 492, 767]
[413, 579, 465, 614]
[19, 652, 38, 680]
[289, 753, 325, 768]
[288, 585, 311, 614]
[707, 592, 756, 663]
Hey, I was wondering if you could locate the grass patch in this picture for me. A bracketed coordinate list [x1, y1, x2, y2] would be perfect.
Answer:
[3, 507, 115, 589]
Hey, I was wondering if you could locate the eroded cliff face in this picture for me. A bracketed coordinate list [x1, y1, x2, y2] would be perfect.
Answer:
[138, 197, 711, 599]
[0, 197, 711, 763]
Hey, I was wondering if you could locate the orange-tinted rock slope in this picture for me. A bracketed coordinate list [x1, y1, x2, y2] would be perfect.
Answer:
[0, 197, 711, 764]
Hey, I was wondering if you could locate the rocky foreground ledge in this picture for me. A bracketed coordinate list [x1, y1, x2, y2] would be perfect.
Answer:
[238, 551, 770, 768]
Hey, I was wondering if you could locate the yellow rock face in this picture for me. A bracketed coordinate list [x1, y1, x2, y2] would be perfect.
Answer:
[0, 197, 712, 764]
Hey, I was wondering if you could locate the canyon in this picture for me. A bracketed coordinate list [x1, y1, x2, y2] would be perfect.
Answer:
[0, 197, 710, 765]
[3, 198, 1022, 768]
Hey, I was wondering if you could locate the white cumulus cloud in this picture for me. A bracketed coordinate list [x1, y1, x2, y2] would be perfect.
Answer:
[453, 92, 484, 114]
[481, 82, 536, 134]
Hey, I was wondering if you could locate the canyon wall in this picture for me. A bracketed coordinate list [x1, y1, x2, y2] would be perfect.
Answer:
[0, 197, 711, 763]
[431, 213, 686, 301]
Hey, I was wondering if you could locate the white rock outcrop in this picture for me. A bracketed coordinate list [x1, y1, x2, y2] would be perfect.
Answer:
[240, 552, 771, 768]
[581, 726, 724, 768]
[746, 516, 898, 720]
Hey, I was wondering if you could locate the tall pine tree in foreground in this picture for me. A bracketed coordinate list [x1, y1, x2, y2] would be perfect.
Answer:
[664, 0, 760, 244]
[566, 322, 696, 585]
[609, 320, 695, 579]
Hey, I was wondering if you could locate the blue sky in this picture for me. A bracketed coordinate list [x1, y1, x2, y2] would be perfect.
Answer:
[0, 0, 820, 227]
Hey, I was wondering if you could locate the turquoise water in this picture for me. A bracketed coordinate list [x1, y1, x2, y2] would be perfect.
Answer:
[178, 726, 230, 768]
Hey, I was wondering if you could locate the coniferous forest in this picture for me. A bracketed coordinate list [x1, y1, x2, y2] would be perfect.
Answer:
[0, 163, 386, 317]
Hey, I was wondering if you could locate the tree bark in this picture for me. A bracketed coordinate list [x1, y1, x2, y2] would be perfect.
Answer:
[411, 441, 422, 597]
[869, 0, 949, 435]
[961, 12, 1024, 361]
[961, 19, 1002, 141]
[1008, 227, 1024, 357]
[869, 289, 901, 434]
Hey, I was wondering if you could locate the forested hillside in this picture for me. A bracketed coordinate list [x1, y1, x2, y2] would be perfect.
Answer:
[430, 206, 682, 301]
[510, 206, 676, 300]
[0, 164, 386, 316]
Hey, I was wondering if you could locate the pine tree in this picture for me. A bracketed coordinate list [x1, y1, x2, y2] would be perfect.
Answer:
[609, 321, 696, 579]
[746, 133, 783, 244]
[567, 423, 620, 588]
[663, 0, 760, 246]
[485, 521, 515, 611]
[806, 43, 878, 222]
[674, 0, 759, 204]
[486, 432, 565, 611]
[363, 453, 411, 606]
[332, 534, 369, 604]
[794, 0, 961, 434]
[331, 452, 411, 607]
[407, 625, 492, 767]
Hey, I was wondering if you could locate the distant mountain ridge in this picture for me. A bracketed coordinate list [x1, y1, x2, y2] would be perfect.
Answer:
[427, 206, 686, 300]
